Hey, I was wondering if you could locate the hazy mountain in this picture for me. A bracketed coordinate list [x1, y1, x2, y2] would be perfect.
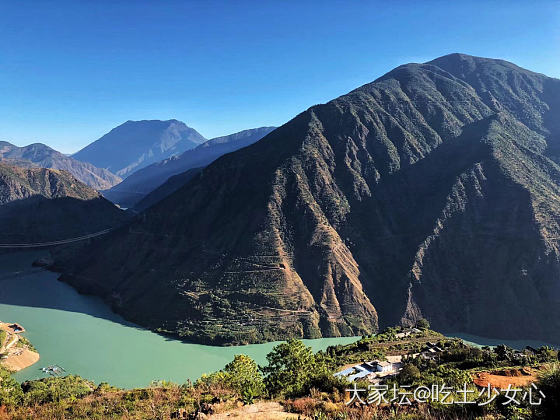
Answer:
[56, 54, 560, 345]
[102, 127, 276, 208]
[0, 141, 121, 190]
[0, 162, 128, 243]
[72, 120, 206, 178]
[133, 167, 203, 212]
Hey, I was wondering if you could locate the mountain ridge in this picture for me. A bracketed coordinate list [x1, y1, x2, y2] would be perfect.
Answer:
[0, 162, 129, 243]
[102, 126, 276, 208]
[72, 119, 206, 178]
[56, 54, 560, 345]
[0, 141, 121, 190]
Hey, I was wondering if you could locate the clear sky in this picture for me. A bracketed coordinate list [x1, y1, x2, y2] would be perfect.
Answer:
[1, 0, 559, 153]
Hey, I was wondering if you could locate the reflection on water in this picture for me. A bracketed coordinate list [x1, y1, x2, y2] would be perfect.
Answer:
[0, 251, 357, 389]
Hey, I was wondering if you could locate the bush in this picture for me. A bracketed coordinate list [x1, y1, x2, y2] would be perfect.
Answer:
[0, 366, 23, 406]
[194, 354, 264, 403]
[224, 354, 265, 403]
[416, 318, 430, 329]
[21, 375, 94, 405]
[262, 339, 318, 397]
[397, 363, 421, 385]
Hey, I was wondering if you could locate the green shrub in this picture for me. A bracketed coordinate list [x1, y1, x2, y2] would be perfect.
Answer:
[416, 318, 430, 329]
[0, 366, 23, 406]
[21, 375, 94, 405]
[397, 363, 421, 385]
[224, 354, 265, 403]
[261, 339, 318, 397]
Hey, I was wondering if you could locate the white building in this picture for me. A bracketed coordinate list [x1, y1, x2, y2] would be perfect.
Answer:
[376, 361, 393, 372]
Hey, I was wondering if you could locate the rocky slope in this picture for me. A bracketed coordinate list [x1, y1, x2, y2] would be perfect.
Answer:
[72, 120, 206, 177]
[0, 163, 128, 243]
[103, 127, 275, 208]
[0, 141, 121, 190]
[57, 54, 560, 345]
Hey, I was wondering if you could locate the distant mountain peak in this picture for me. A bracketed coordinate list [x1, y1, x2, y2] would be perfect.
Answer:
[73, 119, 207, 177]
[59, 55, 560, 346]
[103, 126, 276, 208]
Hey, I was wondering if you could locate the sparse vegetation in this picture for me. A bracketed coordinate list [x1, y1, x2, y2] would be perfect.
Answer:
[1, 326, 557, 419]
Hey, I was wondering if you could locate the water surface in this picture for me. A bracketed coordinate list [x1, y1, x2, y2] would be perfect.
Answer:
[445, 332, 557, 350]
[4, 251, 554, 389]
[0, 251, 357, 389]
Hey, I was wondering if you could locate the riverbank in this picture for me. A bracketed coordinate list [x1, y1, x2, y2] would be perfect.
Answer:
[0, 250, 358, 388]
[1, 325, 557, 420]
[0, 322, 39, 372]
[2, 250, 558, 389]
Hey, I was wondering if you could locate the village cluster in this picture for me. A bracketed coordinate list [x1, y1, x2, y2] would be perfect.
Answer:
[334, 328, 442, 384]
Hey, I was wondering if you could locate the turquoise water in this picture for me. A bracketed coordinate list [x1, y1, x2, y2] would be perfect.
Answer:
[0, 251, 357, 389]
[3, 251, 555, 390]
[445, 332, 558, 350]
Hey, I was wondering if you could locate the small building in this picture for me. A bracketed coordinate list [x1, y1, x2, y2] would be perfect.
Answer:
[334, 367, 355, 377]
[2, 323, 25, 334]
[335, 360, 396, 382]
[9, 323, 23, 333]
[395, 327, 422, 339]
[376, 361, 393, 372]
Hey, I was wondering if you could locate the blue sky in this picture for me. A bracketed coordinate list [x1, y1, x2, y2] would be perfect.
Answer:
[1, 1, 559, 153]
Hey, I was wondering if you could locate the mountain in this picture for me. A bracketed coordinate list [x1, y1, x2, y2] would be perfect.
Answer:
[0, 141, 121, 190]
[73, 120, 206, 178]
[0, 162, 129, 243]
[102, 127, 276, 208]
[133, 167, 203, 212]
[56, 54, 560, 345]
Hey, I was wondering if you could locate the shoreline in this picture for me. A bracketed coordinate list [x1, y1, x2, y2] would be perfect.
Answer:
[0, 322, 40, 372]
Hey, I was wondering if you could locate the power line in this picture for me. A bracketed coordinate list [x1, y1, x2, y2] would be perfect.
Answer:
[0, 229, 112, 248]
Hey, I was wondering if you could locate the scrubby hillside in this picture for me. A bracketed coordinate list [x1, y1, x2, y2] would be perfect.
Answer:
[57, 54, 560, 345]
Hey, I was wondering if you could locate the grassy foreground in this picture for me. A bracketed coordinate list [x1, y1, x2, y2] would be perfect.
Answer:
[0, 323, 559, 419]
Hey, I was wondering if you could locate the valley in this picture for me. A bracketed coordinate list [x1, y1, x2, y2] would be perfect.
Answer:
[53, 54, 560, 347]
[3, 3, 559, 418]
[0, 251, 358, 389]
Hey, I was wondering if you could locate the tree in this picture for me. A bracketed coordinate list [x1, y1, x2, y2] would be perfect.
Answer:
[537, 346, 558, 362]
[416, 318, 430, 329]
[397, 363, 421, 385]
[261, 339, 316, 397]
[494, 344, 514, 361]
[0, 366, 23, 406]
[224, 354, 264, 403]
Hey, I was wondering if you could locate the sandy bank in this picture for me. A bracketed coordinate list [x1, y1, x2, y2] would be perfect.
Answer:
[0, 321, 40, 372]
[2, 348, 40, 372]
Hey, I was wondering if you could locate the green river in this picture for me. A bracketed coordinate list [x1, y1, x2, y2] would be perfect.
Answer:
[0, 251, 357, 389]
[1, 251, 556, 389]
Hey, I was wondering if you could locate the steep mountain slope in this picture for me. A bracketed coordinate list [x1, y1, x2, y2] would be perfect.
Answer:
[0, 163, 128, 243]
[0, 141, 121, 190]
[73, 120, 206, 177]
[57, 54, 560, 345]
[103, 127, 275, 208]
[133, 167, 202, 212]
[402, 113, 560, 341]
